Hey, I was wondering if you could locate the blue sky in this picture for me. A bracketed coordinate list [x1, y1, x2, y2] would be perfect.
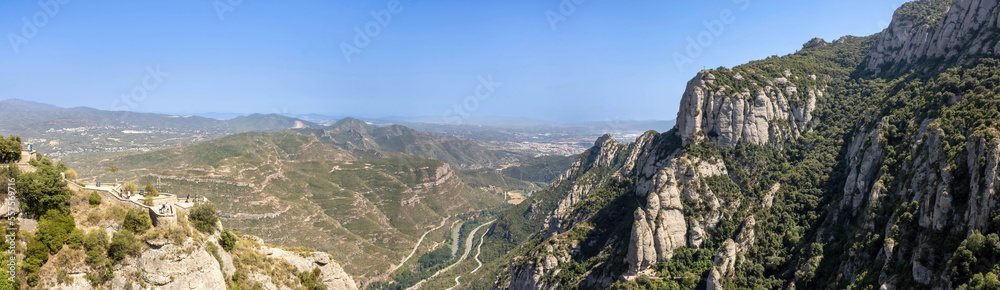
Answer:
[0, 0, 910, 122]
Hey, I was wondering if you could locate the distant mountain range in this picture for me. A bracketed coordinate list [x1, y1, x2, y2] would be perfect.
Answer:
[179, 110, 676, 133]
[296, 117, 531, 169]
[0, 98, 321, 135]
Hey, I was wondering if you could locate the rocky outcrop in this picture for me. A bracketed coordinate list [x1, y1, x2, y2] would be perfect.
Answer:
[865, 0, 1000, 74]
[676, 71, 819, 147]
[705, 216, 756, 290]
[106, 232, 357, 290]
[626, 154, 728, 277]
[508, 134, 634, 289]
[803, 37, 828, 49]
[626, 208, 658, 277]
[509, 240, 582, 290]
[545, 134, 627, 235]
[841, 119, 887, 216]
[112, 238, 227, 290]
[261, 247, 359, 290]
[963, 131, 1000, 231]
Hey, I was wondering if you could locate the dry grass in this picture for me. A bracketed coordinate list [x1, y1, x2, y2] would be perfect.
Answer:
[73, 188, 129, 230]
[229, 238, 303, 289]
[140, 223, 191, 246]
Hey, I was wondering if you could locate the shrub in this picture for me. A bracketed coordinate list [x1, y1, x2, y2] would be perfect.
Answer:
[66, 228, 84, 249]
[108, 231, 140, 263]
[57, 267, 70, 284]
[189, 203, 219, 233]
[123, 182, 138, 196]
[220, 229, 237, 252]
[145, 181, 159, 197]
[85, 250, 106, 268]
[122, 208, 152, 234]
[0, 135, 21, 163]
[83, 229, 109, 252]
[85, 272, 99, 286]
[88, 191, 102, 206]
[24, 238, 48, 286]
[35, 209, 77, 254]
[298, 267, 325, 290]
[64, 168, 77, 180]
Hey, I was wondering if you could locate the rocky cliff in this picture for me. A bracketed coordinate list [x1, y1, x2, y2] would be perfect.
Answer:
[488, 1, 1000, 289]
[675, 68, 819, 147]
[865, 0, 1000, 74]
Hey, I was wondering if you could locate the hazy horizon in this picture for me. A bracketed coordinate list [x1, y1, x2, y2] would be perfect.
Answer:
[1, 0, 908, 123]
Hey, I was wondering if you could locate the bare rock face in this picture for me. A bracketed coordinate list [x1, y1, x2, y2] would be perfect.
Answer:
[714, 240, 738, 277]
[964, 133, 1000, 231]
[841, 120, 887, 216]
[261, 246, 359, 290]
[626, 154, 729, 277]
[802, 37, 828, 49]
[626, 208, 658, 276]
[865, 0, 1000, 74]
[676, 72, 819, 147]
[704, 217, 757, 290]
[707, 268, 724, 290]
[111, 237, 227, 290]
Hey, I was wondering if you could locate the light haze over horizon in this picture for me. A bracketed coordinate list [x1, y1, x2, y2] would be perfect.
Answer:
[1, 0, 909, 122]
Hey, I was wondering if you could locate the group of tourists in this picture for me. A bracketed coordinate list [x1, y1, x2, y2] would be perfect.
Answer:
[185, 194, 208, 204]
[158, 204, 172, 215]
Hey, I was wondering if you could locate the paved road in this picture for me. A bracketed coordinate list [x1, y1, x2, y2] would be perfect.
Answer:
[446, 224, 493, 290]
[390, 216, 450, 274]
[471, 224, 491, 273]
[411, 220, 494, 290]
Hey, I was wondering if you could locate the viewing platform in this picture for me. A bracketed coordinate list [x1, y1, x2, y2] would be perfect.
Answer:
[74, 181, 205, 226]
[15, 150, 37, 173]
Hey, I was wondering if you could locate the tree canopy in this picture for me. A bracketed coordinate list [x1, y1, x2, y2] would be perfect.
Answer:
[16, 155, 72, 217]
[0, 135, 21, 163]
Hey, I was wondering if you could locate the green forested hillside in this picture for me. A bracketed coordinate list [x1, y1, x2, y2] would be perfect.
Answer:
[501, 154, 577, 185]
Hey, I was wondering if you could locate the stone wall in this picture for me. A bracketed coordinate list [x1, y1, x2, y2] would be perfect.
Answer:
[148, 207, 177, 226]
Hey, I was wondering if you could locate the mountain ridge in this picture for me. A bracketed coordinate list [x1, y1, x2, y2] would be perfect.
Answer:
[453, 0, 1000, 289]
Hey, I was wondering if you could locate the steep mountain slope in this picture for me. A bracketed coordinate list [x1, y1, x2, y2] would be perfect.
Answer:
[297, 117, 531, 169]
[69, 130, 508, 286]
[461, 1, 1000, 289]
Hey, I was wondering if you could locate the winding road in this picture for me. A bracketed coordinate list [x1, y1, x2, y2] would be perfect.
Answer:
[410, 220, 495, 290]
[471, 224, 491, 273]
[446, 223, 494, 290]
[390, 216, 450, 274]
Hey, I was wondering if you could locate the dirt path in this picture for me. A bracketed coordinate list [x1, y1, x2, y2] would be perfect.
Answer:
[412, 220, 494, 290]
